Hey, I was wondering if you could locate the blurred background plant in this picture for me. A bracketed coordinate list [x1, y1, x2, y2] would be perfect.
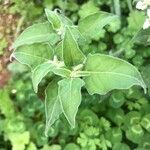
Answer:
[0, 0, 150, 149]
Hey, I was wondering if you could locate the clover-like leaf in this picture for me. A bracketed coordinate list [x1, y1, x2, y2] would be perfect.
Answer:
[141, 114, 150, 132]
[78, 12, 118, 40]
[83, 54, 146, 95]
[45, 79, 62, 136]
[124, 111, 141, 129]
[58, 78, 85, 127]
[109, 91, 125, 108]
[63, 26, 85, 67]
[113, 143, 130, 150]
[12, 43, 53, 69]
[105, 128, 122, 144]
[126, 124, 144, 144]
[13, 22, 56, 49]
[106, 108, 124, 126]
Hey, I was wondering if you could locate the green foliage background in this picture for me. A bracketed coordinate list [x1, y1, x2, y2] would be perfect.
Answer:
[0, 0, 150, 150]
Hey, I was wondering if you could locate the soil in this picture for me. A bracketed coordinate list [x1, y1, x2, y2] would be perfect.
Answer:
[0, 0, 20, 88]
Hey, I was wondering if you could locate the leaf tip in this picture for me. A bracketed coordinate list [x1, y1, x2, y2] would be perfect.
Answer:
[44, 8, 49, 13]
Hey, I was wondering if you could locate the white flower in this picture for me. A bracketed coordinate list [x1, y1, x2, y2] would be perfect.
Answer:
[147, 8, 150, 17]
[136, 1, 148, 10]
[143, 18, 150, 29]
[143, 9, 150, 29]
[136, 0, 150, 10]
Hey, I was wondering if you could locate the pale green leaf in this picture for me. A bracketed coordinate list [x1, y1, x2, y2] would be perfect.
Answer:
[83, 54, 146, 95]
[32, 61, 71, 93]
[69, 26, 87, 47]
[59, 14, 73, 26]
[13, 22, 55, 49]
[78, 12, 118, 40]
[12, 43, 53, 69]
[45, 79, 62, 135]
[142, 65, 150, 96]
[53, 68, 71, 78]
[55, 42, 63, 60]
[32, 62, 55, 93]
[58, 78, 85, 127]
[63, 26, 85, 67]
[45, 9, 61, 30]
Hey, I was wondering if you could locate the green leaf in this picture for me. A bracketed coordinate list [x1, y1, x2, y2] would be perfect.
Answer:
[78, 1, 99, 19]
[69, 26, 87, 47]
[113, 143, 130, 150]
[59, 14, 73, 26]
[13, 22, 55, 49]
[0, 89, 15, 118]
[109, 91, 125, 108]
[32, 60, 71, 93]
[32, 62, 55, 93]
[12, 43, 53, 69]
[126, 124, 144, 143]
[58, 78, 85, 127]
[142, 65, 150, 96]
[133, 28, 150, 46]
[141, 114, 150, 132]
[63, 26, 85, 67]
[45, 79, 62, 136]
[138, 133, 150, 149]
[7, 131, 30, 150]
[124, 111, 141, 127]
[64, 143, 80, 150]
[83, 54, 146, 95]
[78, 12, 118, 40]
[45, 9, 62, 30]
[127, 11, 146, 36]
[106, 108, 124, 126]
[106, 128, 122, 144]
[55, 42, 63, 60]
[53, 68, 71, 78]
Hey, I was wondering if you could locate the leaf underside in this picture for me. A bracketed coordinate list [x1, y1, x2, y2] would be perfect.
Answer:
[13, 22, 54, 49]
[58, 78, 85, 127]
[84, 54, 146, 95]
[63, 26, 85, 67]
[32, 62, 55, 93]
[45, 79, 62, 136]
[12, 43, 53, 69]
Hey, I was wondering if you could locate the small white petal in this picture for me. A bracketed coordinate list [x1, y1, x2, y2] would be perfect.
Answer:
[145, 0, 150, 5]
[136, 1, 143, 9]
[136, 1, 148, 10]
[143, 18, 150, 29]
[147, 9, 150, 17]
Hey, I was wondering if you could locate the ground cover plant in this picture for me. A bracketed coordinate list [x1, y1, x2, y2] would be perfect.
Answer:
[0, 0, 150, 150]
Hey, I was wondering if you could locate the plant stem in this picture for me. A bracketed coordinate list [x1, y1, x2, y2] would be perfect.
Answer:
[113, 0, 121, 18]
[127, 0, 133, 12]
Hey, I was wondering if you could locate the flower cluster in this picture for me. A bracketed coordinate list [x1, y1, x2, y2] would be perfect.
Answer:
[136, 0, 150, 29]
